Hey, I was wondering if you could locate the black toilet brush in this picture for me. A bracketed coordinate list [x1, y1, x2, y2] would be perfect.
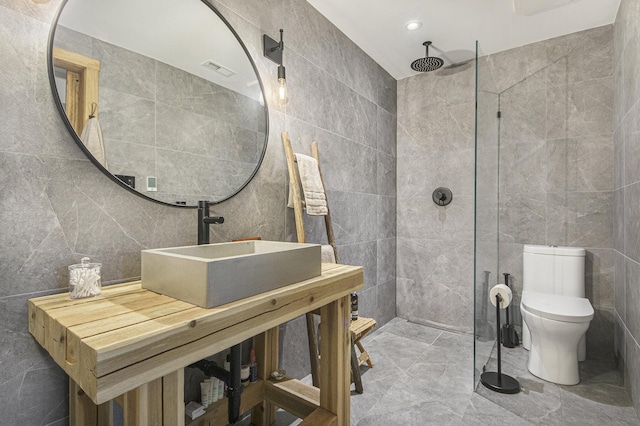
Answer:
[501, 273, 520, 348]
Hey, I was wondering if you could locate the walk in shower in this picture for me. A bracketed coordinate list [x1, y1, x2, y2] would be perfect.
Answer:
[471, 27, 628, 422]
[473, 41, 500, 387]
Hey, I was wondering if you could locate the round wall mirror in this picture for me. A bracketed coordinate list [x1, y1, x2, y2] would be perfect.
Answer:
[49, 0, 268, 207]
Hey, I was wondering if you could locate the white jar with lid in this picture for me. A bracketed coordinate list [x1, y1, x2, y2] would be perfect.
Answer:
[68, 257, 102, 299]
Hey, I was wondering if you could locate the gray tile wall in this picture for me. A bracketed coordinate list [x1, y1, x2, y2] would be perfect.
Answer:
[614, 0, 640, 415]
[0, 0, 396, 424]
[396, 59, 476, 333]
[493, 26, 615, 362]
[55, 26, 265, 204]
[397, 27, 615, 341]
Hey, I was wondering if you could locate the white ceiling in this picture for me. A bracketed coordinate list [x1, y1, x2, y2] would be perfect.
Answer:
[58, 0, 262, 100]
[307, 0, 621, 80]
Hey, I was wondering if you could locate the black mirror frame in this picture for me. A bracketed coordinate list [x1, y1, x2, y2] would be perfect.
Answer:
[47, 0, 269, 208]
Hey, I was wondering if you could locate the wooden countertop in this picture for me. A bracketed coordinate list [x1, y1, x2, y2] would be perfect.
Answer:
[29, 262, 363, 405]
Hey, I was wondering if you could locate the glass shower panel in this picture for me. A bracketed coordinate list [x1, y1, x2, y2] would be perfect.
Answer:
[473, 41, 500, 387]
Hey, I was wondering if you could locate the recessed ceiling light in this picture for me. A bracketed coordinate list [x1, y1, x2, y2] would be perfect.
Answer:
[405, 21, 422, 31]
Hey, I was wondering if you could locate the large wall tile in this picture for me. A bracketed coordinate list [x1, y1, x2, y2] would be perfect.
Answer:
[624, 182, 640, 262]
[284, 0, 382, 109]
[545, 139, 569, 193]
[586, 308, 615, 360]
[626, 258, 640, 344]
[499, 84, 547, 145]
[0, 5, 42, 99]
[498, 243, 525, 298]
[53, 25, 93, 58]
[567, 78, 614, 137]
[614, 0, 630, 68]
[622, 32, 640, 116]
[0, 293, 68, 426]
[624, 100, 640, 186]
[499, 141, 547, 194]
[567, 135, 614, 192]
[397, 149, 475, 198]
[396, 238, 473, 332]
[616, 188, 625, 252]
[377, 195, 396, 240]
[278, 315, 311, 379]
[0, 73, 82, 159]
[285, 51, 378, 147]
[336, 240, 377, 289]
[398, 101, 475, 154]
[614, 122, 625, 190]
[92, 38, 156, 100]
[357, 285, 378, 319]
[377, 151, 396, 197]
[377, 279, 397, 329]
[488, 41, 552, 94]
[615, 311, 626, 381]
[627, 329, 640, 415]
[212, 0, 282, 39]
[565, 191, 614, 248]
[397, 195, 474, 242]
[377, 237, 396, 285]
[585, 248, 615, 309]
[615, 251, 627, 322]
[565, 25, 614, 85]
[499, 193, 547, 245]
[615, 59, 625, 128]
[377, 106, 397, 156]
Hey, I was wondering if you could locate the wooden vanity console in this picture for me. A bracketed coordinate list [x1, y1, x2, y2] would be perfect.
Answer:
[29, 262, 363, 425]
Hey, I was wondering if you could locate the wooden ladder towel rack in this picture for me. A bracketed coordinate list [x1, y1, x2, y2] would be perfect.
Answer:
[283, 130, 375, 394]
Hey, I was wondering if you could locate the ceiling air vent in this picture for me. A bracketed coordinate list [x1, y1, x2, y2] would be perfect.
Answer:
[513, 0, 581, 16]
[201, 60, 236, 77]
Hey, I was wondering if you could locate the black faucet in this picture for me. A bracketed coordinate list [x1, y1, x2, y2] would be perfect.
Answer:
[195, 201, 243, 423]
[198, 200, 224, 245]
[189, 344, 243, 424]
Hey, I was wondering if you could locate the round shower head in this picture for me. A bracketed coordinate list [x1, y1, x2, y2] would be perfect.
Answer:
[411, 41, 444, 72]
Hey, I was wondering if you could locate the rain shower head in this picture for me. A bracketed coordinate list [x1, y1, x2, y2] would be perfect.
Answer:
[411, 41, 444, 72]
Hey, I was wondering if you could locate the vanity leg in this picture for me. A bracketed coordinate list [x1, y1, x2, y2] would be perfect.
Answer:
[251, 327, 279, 425]
[320, 295, 350, 426]
[162, 369, 185, 426]
[69, 378, 113, 426]
[114, 371, 183, 426]
[118, 377, 163, 425]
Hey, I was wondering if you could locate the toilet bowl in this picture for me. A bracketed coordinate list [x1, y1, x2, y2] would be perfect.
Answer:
[520, 290, 593, 385]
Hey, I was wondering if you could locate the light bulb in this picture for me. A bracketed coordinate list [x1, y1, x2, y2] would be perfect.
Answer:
[278, 78, 286, 103]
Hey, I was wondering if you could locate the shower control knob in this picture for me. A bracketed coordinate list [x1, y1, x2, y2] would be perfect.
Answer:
[432, 187, 453, 207]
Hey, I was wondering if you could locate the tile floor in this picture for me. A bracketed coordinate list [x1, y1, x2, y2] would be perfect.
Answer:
[239, 318, 640, 425]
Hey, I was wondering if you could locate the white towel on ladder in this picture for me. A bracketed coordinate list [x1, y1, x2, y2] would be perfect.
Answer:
[321, 245, 336, 263]
[287, 153, 328, 216]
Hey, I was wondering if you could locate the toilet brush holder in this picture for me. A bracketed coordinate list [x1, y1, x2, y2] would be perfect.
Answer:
[481, 288, 520, 394]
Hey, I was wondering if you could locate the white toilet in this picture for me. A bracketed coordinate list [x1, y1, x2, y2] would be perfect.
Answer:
[520, 245, 594, 385]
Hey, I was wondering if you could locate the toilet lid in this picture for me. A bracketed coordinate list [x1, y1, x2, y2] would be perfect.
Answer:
[521, 291, 594, 323]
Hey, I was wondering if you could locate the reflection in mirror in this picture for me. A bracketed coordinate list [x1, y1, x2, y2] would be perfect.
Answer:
[50, 0, 268, 207]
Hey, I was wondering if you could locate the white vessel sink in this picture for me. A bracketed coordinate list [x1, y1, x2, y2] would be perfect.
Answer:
[141, 240, 321, 308]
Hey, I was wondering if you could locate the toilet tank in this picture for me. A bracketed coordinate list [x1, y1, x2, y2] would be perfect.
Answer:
[522, 245, 586, 297]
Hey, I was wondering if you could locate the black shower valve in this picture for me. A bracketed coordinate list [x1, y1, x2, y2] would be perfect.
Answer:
[432, 187, 453, 206]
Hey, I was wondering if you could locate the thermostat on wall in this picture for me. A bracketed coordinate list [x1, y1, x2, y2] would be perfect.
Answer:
[147, 176, 157, 192]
